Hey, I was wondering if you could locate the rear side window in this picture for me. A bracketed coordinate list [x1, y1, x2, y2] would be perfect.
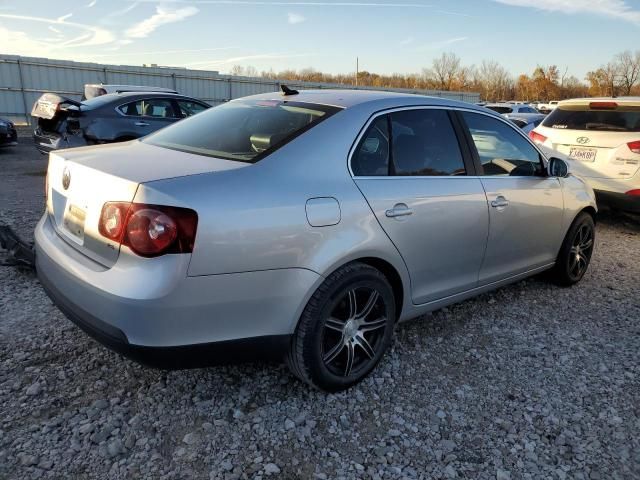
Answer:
[352, 116, 390, 176]
[390, 109, 466, 176]
[542, 107, 640, 132]
[144, 99, 340, 163]
[462, 111, 542, 176]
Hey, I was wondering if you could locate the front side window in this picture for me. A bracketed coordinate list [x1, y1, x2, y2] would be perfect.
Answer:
[461, 112, 543, 177]
[177, 100, 209, 117]
[390, 109, 466, 176]
[145, 99, 340, 163]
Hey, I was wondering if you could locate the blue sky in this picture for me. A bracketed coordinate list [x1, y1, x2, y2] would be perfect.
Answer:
[1, 0, 639, 79]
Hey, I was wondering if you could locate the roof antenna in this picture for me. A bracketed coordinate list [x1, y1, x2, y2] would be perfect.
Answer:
[280, 84, 299, 96]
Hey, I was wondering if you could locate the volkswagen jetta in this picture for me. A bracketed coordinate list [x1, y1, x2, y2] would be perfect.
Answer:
[35, 90, 597, 391]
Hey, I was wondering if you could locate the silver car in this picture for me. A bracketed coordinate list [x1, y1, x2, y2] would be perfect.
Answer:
[35, 90, 597, 391]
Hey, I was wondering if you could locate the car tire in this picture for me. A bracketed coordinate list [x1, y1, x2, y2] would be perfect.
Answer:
[287, 262, 396, 392]
[550, 212, 595, 286]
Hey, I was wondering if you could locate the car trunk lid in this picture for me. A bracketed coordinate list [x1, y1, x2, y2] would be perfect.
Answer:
[548, 131, 640, 179]
[46, 140, 250, 267]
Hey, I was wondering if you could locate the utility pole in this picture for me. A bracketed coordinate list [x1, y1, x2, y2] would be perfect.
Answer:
[356, 57, 359, 87]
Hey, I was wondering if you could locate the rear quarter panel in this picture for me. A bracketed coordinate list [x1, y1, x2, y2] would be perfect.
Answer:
[134, 105, 411, 302]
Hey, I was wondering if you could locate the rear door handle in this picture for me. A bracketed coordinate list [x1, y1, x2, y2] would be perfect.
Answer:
[385, 204, 413, 218]
[134, 121, 149, 127]
[491, 196, 509, 208]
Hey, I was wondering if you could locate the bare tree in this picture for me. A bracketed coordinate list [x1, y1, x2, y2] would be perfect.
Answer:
[475, 60, 513, 101]
[427, 52, 462, 91]
[614, 50, 640, 95]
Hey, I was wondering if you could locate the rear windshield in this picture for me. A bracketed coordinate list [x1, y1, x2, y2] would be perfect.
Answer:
[486, 106, 512, 114]
[543, 107, 640, 132]
[144, 99, 341, 162]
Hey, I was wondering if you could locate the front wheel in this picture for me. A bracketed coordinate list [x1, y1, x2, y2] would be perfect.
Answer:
[287, 263, 396, 392]
[550, 212, 595, 286]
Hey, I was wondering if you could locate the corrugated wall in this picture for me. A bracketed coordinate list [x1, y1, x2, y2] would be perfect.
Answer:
[0, 54, 481, 124]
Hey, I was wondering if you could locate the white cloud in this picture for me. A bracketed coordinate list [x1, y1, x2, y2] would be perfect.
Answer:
[183, 52, 310, 68]
[287, 12, 305, 23]
[125, 5, 199, 39]
[0, 13, 115, 49]
[493, 0, 640, 24]
[57, 13, 72, 22]
[86, 0, 98, 7]
[399, 37, 413, 46]
[417, 36, 468, 50]
[48, 25, 62, 34]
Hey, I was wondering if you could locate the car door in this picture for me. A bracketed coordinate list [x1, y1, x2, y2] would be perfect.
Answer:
[117, 98, 178, 138]
[353, 108, 489, 304]
[458, 110, 564, 284]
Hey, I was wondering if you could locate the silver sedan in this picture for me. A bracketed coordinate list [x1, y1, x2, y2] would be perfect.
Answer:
[35, 90, 597, 391]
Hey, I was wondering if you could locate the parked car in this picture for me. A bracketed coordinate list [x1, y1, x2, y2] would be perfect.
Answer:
[35, 90, 597, 391]
[83, 84, 178, 100]
[32, 92, 210, 154]
[530, 97, 640, 212]
[0, 117, 17, 147]
[485, 103, 540, 115]
[508, 114, 546, 134]
[537, 101, 559, 113]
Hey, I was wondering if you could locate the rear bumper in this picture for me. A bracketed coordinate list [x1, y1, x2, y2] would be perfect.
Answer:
[595, 190, 640, 213]
[33, 129, 87, 154]
[34, 214, 321, 367]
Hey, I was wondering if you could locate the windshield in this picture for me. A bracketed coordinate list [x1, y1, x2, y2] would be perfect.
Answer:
[542, 107, 640, 132]
[144, 99, 341, 162]
[487, 106, 512, 114]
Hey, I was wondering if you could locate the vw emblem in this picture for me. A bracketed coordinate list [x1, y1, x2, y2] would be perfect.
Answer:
[576, 136, 590, 145]
[62, 167, 71, 190]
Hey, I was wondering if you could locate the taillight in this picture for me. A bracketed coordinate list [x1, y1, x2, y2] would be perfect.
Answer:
[627, 140, 640, 154]
[626, 189, 640, 197]
[589, 101, 617, 110]
[529, 130, 547, 144]
[99, 202, 129, 242]
[99, 202, 198, 257]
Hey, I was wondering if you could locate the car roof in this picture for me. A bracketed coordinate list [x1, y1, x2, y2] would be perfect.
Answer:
[242, 89, 488, 113]
[81, 91, 204, 107]
[559, 96, 640, 107]
[485, 103, 515, 107]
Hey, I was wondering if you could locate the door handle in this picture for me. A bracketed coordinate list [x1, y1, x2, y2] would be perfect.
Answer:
[134, 121, 149, 127]
[491, 196, 509, 208]
[385, 204, 413, 218]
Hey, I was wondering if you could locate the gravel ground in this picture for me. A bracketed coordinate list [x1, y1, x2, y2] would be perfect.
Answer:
[1, 131, 640, 480]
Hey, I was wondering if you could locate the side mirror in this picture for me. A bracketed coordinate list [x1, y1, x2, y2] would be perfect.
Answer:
[548, 157, 569, 178]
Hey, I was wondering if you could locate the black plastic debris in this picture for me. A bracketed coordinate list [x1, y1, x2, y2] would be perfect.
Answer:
[0, 225, 35, 269]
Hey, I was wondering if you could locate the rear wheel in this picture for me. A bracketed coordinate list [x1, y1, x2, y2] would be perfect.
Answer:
[550, 212, 595, 286]
[287, 262, 395, 391]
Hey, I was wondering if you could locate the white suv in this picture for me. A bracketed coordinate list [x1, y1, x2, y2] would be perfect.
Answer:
[530, 97, 640, 212]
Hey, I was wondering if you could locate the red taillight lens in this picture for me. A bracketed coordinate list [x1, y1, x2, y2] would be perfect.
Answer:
[590, 101, 617, 110]
[529, 130, 547, 144]
[98, 202, 198, 257]
[126, 209, 178, 256]
[627, 140, 640, 154]
[99, 202, 129, 242]
[626, 189, 640, 197]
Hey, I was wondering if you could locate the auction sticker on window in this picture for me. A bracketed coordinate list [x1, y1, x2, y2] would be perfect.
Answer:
[569, 147, 597, 162]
